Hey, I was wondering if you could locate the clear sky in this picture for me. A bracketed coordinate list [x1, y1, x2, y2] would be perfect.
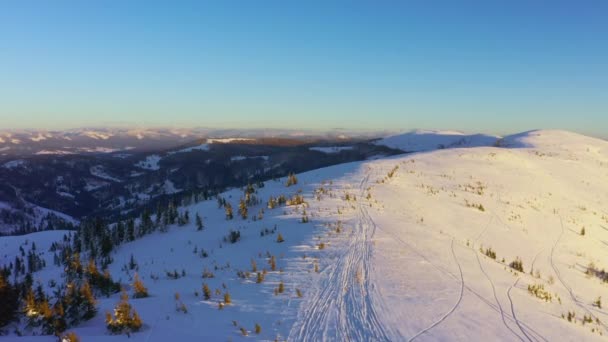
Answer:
[0, 1, 607, 136]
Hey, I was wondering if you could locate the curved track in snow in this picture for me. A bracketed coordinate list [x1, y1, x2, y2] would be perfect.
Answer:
[550, 216, 608, 334]
[289, 171, 390, 341]
[407, 239, 464, 342]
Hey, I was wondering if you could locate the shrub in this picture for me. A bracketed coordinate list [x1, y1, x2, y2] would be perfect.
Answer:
[276, 233, 285, 243]
[256, 272, 264, 284]
[286, 173, 298, 187]
[61, 332, 80, 342]
[224, 292, 232, 304]
[484, 247, 496, 260]
[527, 283, 552, 302]
[255, 323, 261, 334]
[510, 257, 524, 273]
[225, 230, 241, 244]
[202, 283, 211, 300]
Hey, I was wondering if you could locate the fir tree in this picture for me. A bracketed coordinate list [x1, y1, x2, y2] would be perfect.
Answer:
[239, 199, 248, 219]
[225, 203, 234, 220]
[196, 213, 204, 231]
[132, 273, 148, 298]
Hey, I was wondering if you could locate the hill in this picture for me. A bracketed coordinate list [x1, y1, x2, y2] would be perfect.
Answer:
[1, 129, 608, 340]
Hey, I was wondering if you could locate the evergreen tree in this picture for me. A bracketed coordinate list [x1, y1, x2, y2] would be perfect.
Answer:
[225, 203, 234, 220]
[126, 219, 135, 242]
[239, 199, 248, 219]
[106, 289, 143, 334]
[196, 213, 204, 231]
[0, 274, 19, 327]
[132, 273, 148, 298]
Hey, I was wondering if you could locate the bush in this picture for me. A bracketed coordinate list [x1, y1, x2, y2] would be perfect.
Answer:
[510, 257, 524, 272]
[276, 233, 285, 243]
[256, 272, 264, 284]
[527, 283, 552, 302]
[225, 230, 241, 244]
[286, 173, 298, 187]
[484, 247, 496, 260]
[61, 332, 80, 342]
[202, 283, 211, 300]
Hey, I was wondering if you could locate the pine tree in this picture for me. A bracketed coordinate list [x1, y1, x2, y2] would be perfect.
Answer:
[225, 203, 234, 220]
[239, 199, 248, 219]
[106, 289, 143, 334]
[202, 283, 211, 300]
[0, 274, 18, 327]
[79, 280, 97, 320]
[126, 219, 135, 242]
[286, 172, 298, 187]
[196, 213, 204, 231]
[132, 273, 148, 298]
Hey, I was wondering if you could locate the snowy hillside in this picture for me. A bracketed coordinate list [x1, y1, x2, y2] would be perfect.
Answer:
[375, 129, 500, 152]
[2, 129, 608, 341]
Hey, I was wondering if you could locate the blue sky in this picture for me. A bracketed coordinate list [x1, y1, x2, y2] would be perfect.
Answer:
[0, 1, 606, 136]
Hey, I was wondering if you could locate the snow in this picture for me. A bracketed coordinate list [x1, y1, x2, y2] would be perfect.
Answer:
[2, 159, 26, 169]
[35, 150, 75, 155]
[78, 147, 129, 153]
[90, 165, 122, 182]
[84, 179, 110, 191]
[2, 129, 608, 341]
[30, 133, 47, 142]
[56, 191, 75, 199]
[230, 155, 269, 162]
[172, 143, 210, 154]
[309, 146, 354, 153]
[162, 180, 181, 194]
[135, 155, 161, 170]
[82, 131, 113, 140]
[208, 138, 253, 144]
[375, 129, 500, 152]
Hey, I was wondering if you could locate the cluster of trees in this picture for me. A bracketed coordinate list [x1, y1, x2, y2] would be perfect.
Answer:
[286, 173, 298, 187]
[0, 233, 120, 335]
[1, 172, 301, 336]
[0, 210, 76, 237]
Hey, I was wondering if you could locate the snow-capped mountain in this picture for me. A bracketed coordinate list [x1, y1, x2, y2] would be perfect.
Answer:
[374, 129, 501, 152]
[1, 129, 608, 341]
[0, 128, 387, 157]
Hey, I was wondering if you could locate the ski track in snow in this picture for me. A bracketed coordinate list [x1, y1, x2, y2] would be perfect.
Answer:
[475, 249, 525, 341]
[550, 216, 608, 334]
[407, 239, 464, 342]
[289, 171, 390, 341]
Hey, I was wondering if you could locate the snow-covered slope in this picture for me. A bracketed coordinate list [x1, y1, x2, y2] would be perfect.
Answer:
[3, 129, 608, 341]
[375, 129, 500, 152]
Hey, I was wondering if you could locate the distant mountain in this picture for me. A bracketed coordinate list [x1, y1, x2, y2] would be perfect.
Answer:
[0, 128, 388, 157]
[0, 135, 399, 234]
[374, 129, 500, 152]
